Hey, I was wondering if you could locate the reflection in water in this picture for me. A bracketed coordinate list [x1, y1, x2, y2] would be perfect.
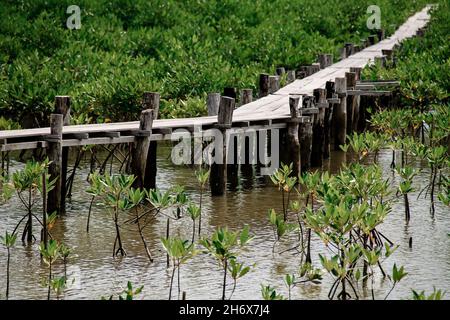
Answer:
[0, 144, 449, 300]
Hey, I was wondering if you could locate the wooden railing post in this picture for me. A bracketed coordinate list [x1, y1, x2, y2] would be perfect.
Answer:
[276, 67, 286, 76]
[286, 70, 296, 83]
[240, 89, 253, 106]
[334, 77, 347, 149]
[207, 93, 220, 116]
[268, 76, 280, 94]
[131, 108, 154, 189]
[47, 114, 63, 215]
[210, 96, 235, 196]
[143, 92, 160, 190]
[259, 73, 269, 98]
[287, 96, 301, 177]
[54, 96, 70, 213]
[318, 53, 333, 69]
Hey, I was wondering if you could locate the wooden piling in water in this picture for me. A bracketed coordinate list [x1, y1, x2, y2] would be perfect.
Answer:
[47, 114, 63, 215]
[345, 72, 357, 136]
[259, 73, 269, 98]
[287, 96, 301, 177]
[210, 96, 235, 196]
[299, 116, 312, 173]
[312, 88, 327, 167]
[240, 88, 254, 185]
[224, 88, 238, 190]
[324, 81, 335, 159]
[54, 96, 70, 213]
[131, 109, 154, 189]
[334, 77, 347, 149]
[349, 67, 362, 131]
[143, 92, 160, 190]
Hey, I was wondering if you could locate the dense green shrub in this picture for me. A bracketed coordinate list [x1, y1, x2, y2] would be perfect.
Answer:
[0, 0, 434, 125]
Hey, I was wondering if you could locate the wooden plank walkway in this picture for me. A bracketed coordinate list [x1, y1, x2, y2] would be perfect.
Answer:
[0, 5, 433, 149]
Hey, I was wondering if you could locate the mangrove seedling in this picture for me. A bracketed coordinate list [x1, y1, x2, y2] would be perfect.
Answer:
[284, 274, 295, 300]
[261, 285, 285, 300]
[411, 287, 445, 300]
[161, 237, 196, 300]
[102, 281, 144, 300]
[270, 163, 297, 221]
[200, 226, 252, 300]
[438, 174, 449, 206]
[384, 264, 408, 299]
[268, 208, 297, 252]
[50, 276, 67, 300]
[396, 166, 418, 222]
[187, 203, 201, 243]
[59, 243, 71, 279]
[1, 231, 17, 300]
[10, 160, 55, 243]
[85, 172, 105, 233]
[227, 259, 253, 300]
[39, 239, 60, 300]
[195, 168, 209, 236]
[127, 188, 153, 262]
[90, 173, 136, 257]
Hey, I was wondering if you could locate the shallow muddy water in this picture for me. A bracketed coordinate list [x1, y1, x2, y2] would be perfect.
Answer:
[0, 144, 449, 300]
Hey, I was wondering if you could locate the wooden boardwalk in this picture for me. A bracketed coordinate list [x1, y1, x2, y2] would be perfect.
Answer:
[0, 5, 434, 205]
[0, 5, 432, 150]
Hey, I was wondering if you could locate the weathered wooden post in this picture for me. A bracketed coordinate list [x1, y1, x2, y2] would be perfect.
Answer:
[240, 89, 253, 106]
[324, 81, 335, 159]
[286, 70, 296, 83]
[318, 54, 333, 69]
[375, 56, 387, 68]
[240, 89, 254, 183]
[224, 87, 237, 100]
[299, 96, 313, 172]
[312, 88, 327, 167]
[349, 67, 362, 131]
[259, 73, 269, 98]
[207, 93, 221, 116]
[299, 117, 312, 172]
[268, 76, 280, 94]
[345, 72, 357, 135]
[224, 88, 238, 190]
[47, 114, 63, 215]
[334, 77, 347, 149]
[131, 108, 154, 189]
[210, 96, 235, 196]
[287, 96, 301, 177]
[345, 43, 354, 57]
[54, 96, 70, 213]
[276, 67, 286, 76]
[376, 29, 385, 41]
[143, 92, 160, 190]
[368, 35, 377, 46]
